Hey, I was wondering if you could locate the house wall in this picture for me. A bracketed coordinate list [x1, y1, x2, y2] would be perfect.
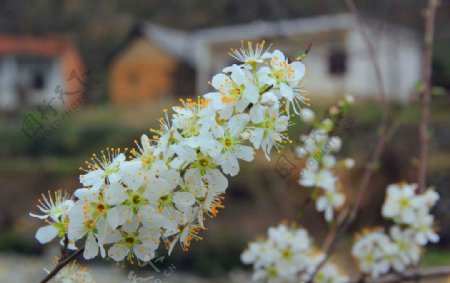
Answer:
[299, 31, 349, 98]
[0, 45, 84, 110]
[0, 56, 18, 109]
[29, 57, 64, 107]
[199, 31, 349, 100]
[0, 56, 64, 110]
[109, 39, 178, 105]
[60, 46, 86, 107]
[347, 26, 422, 102]
[197, 28, 421, 103]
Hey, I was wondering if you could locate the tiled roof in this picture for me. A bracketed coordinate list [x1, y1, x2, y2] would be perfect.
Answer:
[0, 35, 73, 57]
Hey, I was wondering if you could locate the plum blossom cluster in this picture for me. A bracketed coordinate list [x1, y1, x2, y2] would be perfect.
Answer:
[46, 261, 95, 283]
[241, 224, 348, 283]
[30, 42, 308, 275]
[296, 96, 355, 222]
[352, 183, 439, 278]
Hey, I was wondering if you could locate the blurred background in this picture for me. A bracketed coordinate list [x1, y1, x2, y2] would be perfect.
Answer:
[0, 1, 449, 282]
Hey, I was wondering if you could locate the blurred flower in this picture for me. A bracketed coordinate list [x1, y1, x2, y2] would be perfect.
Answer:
[382, 183, 418, 224]
[50, 261, 94, 283]
[409, 213, 439, 245]
[353, 183, 439, 278]
[316, 190, 345, 222]
[300, 108, 315, 123]
[314, 263, 349, 283]
[242, 224, 347, 283]
[352, 229, 392, 278]
[299, 168, 336, 191]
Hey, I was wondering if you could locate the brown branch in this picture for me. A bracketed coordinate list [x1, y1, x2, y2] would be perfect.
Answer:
[359, 265, 450, 283]
[60, 234, 69, 261]
[308, 1, 441, 282]
[306, 0, 391, 280]
[418, 0, 439, 193]
[40, 247, 84, 283]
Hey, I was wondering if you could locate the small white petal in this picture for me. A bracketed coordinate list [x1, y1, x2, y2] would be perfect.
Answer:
[36, 225, 58, 244]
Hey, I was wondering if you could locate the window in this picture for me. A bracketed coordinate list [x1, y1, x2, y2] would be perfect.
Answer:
[328, 49, 347, 75]
[32, 71, 45, 90]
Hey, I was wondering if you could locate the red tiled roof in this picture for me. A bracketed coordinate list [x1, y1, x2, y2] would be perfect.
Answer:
[0, 35, 74, 57]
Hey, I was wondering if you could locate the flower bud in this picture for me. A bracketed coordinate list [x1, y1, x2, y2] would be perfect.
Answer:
[260, 91, 278, 107]
[344, 158, 355, 168]
[345, 95, 354, 104]
[300, 108, 315, 123]
[240, 131, 251, 140]
[321, 119, 334, 132]
[329, 136, 342, 152]
[329, 106, 339, 115]
[323, 155, 336, 168]
[296, 146, 308, 158]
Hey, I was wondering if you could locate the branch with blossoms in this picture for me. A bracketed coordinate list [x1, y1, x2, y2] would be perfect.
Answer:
[241, 1, 449, 283]
[29, 1, 446, 281]
[30, 42, 310, 282]
[306, 0, 393, 278]
[316, 0, 443, 282]
[359, 265, 450, 283]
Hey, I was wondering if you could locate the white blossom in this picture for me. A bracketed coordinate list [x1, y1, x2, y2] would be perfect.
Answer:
[353, 183, 440, 278]
[242, 224, 347, 283]
[51, 261, 95, 283]
[382, 183, 418, 224]
[30, 190, 73, 244]
[316, 190, 345, 222]
[300, 108, 315, 123]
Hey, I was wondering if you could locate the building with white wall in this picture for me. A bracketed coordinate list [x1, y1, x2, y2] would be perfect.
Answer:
[0, 35, 85, 110]
[112, 14, 423, 103]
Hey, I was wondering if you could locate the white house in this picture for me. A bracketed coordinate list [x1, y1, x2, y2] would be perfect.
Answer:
[0, 35, 85, 110]
[134, 13, 422, 102]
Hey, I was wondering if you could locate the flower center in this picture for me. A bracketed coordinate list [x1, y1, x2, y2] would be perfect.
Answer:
[198, 157, 209, 168]
[125, 236, 135, 244]
[141, 155, 154, 169]
[104, 165, 119, 176]
[267, 266, 278, 278]
[264, 119, 273, 129]
[132, 194, 141, 205]
[399, 198, 410, 208]
[281, 248, 292, 260]
[158, 194, 173, 210]
[97, 203, 106, 213]
[85, 219, 95, 231]
[183, 118, 200, 137]
[224, 137, 233, 148]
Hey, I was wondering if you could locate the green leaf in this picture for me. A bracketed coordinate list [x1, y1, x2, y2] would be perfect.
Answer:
[432, 86, 447, 96]
[415, 81, 425, 91]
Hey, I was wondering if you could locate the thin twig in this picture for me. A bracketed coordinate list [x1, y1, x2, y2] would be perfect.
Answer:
[418, 0, 439, 193]
[60, 234, 69, 261]
[310, 1, 442, 282]
[357, 265, 450, 283]
[413, 1, 439, 281]
[306, 1, 390, 280]
[40, 247, 84, 283]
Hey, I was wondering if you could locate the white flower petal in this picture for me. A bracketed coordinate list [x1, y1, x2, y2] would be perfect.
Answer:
[35, 225, 58, 244]
[173, 192, 196, 208]
[108, 244, 129, 261]
[206, 169, 228, 193]
[83, 233, 99, 259]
